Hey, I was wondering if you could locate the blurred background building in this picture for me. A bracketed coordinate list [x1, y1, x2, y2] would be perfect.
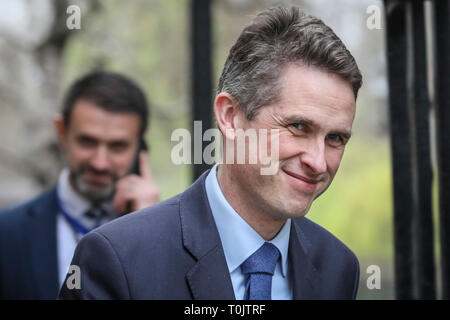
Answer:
[0, 0, 411, 299]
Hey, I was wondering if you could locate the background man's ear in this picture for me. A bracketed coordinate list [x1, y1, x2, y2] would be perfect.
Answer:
[214, 92, 242, 141]
[53, 115, 67, 148]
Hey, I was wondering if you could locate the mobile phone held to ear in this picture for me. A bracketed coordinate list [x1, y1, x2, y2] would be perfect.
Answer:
[129, 138, 148, 176]
[124, 139, 149, 214]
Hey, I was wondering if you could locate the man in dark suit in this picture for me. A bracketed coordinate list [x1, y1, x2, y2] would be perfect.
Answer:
[0, 71, 160, 299]
[60, 6, 362, 300]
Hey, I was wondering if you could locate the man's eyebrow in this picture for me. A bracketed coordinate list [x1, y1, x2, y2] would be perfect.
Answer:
[282, 115, 317, 127]
[330, 130, 352, 140]
[76, 133, 97, 140]
[108, 139, 130, 145]
[282, 115, 352, 139]
[76, 133, 131, 145]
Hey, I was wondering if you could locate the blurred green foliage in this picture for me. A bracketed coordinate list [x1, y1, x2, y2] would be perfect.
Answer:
[307, 137, 393, 261]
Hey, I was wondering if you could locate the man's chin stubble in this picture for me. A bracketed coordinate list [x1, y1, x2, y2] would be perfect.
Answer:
[73, 176, 115, 204]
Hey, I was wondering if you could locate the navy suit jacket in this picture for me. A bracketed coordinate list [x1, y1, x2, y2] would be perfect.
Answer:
[0, 188, 60, 299]
[59, 170, 360, 300]
[59, 170, 359, 300]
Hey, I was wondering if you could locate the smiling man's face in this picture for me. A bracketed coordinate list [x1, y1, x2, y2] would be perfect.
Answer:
[230, 63, 356, 220]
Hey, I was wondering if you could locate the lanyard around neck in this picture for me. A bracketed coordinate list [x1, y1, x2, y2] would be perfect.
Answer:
[57, 196, 101, 236]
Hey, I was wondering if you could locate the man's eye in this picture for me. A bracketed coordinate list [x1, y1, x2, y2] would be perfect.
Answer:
[289, 123, 305, 131]
[326, 134, 344, 146]
[110, 143, 127, 152]
[78, 137, 97, 147]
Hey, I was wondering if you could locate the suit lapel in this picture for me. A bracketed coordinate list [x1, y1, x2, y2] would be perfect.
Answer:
[25, 188, 59, 299]
[289, 219, 321, 300]
[186, 246, 236, 300]
[180, 170, 235, 300]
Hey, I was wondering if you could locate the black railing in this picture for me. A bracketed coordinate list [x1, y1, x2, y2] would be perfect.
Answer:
[433, 0, 450, 300]
[191, 0, 213, 180]
[385, 0, 416, 300]
[385, 0, 449, 300]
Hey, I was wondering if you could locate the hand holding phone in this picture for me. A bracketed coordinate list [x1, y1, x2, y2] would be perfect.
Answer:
[112, 149, 160, 214]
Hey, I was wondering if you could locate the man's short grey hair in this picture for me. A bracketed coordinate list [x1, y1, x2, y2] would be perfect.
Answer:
[217, 6, 363, 120]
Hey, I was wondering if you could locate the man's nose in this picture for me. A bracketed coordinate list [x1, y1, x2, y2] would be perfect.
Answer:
[89, 146, 110, 171]
[299, 138, 327, 175]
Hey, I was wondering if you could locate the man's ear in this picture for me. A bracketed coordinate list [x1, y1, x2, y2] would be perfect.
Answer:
[53, 115, 67, 149]
[213, 92, 243, 141]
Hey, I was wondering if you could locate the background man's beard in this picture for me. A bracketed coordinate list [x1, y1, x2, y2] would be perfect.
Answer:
[69, 168, 118, 204]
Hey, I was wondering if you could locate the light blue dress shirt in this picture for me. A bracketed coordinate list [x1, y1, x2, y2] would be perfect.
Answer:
[205, 164, 293, 300]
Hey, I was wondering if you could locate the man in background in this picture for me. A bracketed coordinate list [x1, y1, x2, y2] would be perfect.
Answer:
[0, 71, 160, 299]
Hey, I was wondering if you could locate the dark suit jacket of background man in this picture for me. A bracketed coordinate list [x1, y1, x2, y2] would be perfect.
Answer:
[0, 188, 60, 299]
[59, 170, 360, 300]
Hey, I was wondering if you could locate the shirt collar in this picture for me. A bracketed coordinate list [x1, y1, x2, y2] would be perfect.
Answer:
[205, 164, 291, 277]
[56, 168, 116, 225]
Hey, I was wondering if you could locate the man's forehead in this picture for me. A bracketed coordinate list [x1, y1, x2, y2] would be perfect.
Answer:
[269, 65, 356, 124]
[279, 63, 356, 105]
[69, 101, 140, 139]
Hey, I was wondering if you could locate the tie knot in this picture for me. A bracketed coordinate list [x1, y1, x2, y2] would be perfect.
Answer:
[84, 207, 108, 220]
[241, 242, 280, 276]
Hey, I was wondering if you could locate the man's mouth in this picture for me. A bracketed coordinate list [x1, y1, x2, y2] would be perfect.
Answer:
[282, 169, 321, 192]
[83, 170, 113, 186]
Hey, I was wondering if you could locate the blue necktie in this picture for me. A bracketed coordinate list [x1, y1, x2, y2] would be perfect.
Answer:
[241, 242, 280, 300]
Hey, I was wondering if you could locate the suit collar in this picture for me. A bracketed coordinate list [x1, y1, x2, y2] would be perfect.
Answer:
[25, 187, 59, 299]
[289, 218, 322, 299]
[180, 170, 235, 299]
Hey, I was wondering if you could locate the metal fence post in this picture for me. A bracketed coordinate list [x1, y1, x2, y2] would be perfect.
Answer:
[408, 0, 435, 299]
[433, 0, 450, 300]
[384, 0, 415, 299]
[191, 0, 213, 180]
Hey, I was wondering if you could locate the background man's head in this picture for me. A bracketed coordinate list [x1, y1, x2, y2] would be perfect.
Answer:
[214, 6, 362, 220]
[55, 71, 149, 204]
